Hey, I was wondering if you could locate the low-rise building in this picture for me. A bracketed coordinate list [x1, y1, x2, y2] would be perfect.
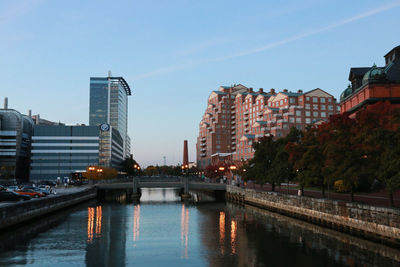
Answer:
[340, 46, 400, 115]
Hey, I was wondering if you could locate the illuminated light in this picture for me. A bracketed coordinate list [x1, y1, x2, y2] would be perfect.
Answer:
[133, 205, 141, 241]
[219, 211, 225, 255]
[218, 167, 225, 171]
[97, 168, 103, 173]
[231, 220, 237, 254]
[229, 165, 237, 170]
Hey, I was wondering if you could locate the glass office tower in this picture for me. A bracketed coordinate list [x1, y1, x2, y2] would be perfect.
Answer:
[89, 73, 131, 159]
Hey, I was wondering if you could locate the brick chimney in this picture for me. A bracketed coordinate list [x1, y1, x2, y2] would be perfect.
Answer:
[269, 88, 275, 94]
[183, 140, 188, 167]
[298, 89, 303, 93]
[249, 87, 253, 93]
[258, 88, 264, 93]
[283, 89, 288, 93]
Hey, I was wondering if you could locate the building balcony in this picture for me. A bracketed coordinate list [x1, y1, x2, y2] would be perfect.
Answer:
[231, 105, 235, 109]
[200, 153, 206, 157]
[231, 110, 235, 114]
[231, 115, 235, 119]
[200, 148, 206, 152]
[244, 111, 249, 115]
[231, 125, 236, 129]
[232, 136, 236, 139]
[201, 137, 206, 142]
[258, 111, 263, 116]
[200, 142, 206, 147]
[231, 131, 236, 135]
[244, 122, 249, 126]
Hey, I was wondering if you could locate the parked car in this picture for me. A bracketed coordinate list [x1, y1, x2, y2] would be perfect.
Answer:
[0, 185, 6, 191]
[7, 186, 19, 192]
[39, 180, 57, 186]
[15, 189, 45, 198]
[0, 191, 31, 201]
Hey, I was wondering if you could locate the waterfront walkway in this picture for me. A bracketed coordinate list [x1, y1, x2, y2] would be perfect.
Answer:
[245, 183, 400, 207]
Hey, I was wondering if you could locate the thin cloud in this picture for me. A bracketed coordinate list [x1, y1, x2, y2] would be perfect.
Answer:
[0, 0, 42, 27]
[133, 1, 400, 80]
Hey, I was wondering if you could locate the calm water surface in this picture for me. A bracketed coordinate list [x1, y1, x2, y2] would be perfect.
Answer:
[0, 188, 399, 267]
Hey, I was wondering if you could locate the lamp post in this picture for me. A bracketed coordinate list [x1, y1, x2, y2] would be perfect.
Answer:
[218, 166, 225, 184]
[229, 165, 236, 185]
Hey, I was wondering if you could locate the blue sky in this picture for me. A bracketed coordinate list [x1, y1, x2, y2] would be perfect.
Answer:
[1, 0, 399, 167]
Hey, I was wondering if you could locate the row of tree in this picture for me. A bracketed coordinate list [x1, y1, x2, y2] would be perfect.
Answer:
[243, 101, 400, 206]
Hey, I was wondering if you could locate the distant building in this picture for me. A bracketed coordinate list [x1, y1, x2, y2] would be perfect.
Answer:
[340, 46, 400, 115]
[89, 72, 132, 159]
[0, 98, 34, 182]
[30, 124, 125, 181]
[31, 114, 64, 126]
[196, 85, 340, 168]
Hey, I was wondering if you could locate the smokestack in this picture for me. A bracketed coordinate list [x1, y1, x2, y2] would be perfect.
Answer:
[28, 110, 32, 118]
[183, 140, 189, 168]
[4, 97, 8, 109]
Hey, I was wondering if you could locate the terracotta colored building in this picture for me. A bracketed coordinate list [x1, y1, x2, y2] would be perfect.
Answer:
[340, 46, 400, 115]
[197, 85, 339, 168]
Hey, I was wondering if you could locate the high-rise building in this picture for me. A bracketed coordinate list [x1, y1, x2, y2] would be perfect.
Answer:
[89, 72, 132, 158]
[340, 46, 400, 115]
[196, 85, 339, 168]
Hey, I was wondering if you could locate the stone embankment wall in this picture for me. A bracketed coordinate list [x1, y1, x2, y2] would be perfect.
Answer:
[0, 187, 97, 230]
[226, 186, 400, 246]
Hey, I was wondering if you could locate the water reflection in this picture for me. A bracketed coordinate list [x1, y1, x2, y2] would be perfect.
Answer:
[1, 189, 399, 267]
[133, 204, 140, 242]
[230, 220, 237, 255]
[219, 211, 225, 255]
[180, 204, 189, 258]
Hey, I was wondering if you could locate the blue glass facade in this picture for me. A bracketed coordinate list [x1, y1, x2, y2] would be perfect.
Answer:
[89, 75, 131, 159]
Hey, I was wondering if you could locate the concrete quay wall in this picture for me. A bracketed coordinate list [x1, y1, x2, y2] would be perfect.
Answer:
[226, 186, 400, 246]
[0, 187, 97, 230]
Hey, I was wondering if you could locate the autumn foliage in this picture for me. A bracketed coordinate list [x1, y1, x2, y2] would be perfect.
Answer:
[247, 101, 400, 206]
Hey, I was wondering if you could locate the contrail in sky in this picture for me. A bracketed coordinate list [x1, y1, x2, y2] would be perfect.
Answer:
[133, 1, 400, 80]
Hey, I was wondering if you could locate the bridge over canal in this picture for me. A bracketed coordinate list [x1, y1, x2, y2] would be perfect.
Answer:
[95, 176, 227, 201]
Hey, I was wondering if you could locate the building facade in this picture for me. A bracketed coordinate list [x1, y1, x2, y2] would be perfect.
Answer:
[0, 106, 34, 182]
[196, 85, 339, 168]
[89, 73, 132, 159]
[340, 46, 400, 115]
[30, 125, 100, 181]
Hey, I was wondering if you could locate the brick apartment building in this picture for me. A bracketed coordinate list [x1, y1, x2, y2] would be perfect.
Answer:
[196, 85, 340, 169]
[340, 46, 400, 115]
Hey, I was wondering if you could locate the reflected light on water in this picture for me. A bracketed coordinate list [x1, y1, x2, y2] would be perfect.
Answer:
[95, 206, 102, 237]
[230, 220, 237, 255]
[133, 205, 141, 242]
[87, 207, 95, 243]
[180, 204, 189, 258]
[219, 211, 225, 255]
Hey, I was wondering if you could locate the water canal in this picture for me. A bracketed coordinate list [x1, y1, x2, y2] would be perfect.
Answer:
[0, 188, 399, 267]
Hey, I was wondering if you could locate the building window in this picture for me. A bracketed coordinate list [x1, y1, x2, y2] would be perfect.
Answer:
[306, 97, 310, 101]
[336, 106, 340, 111]
[320, 98, 326, 103]
[296, 117, 302, 123]
[296, 110, 301, 116]
[321, 112, 326, 117]
[313, 104, 318, 109]
[289, 98, 295, 104]
[305, 111, 310, 117]
[299, 98, 303, 102]
[328, 105, 333, 110]
[313, 97, 318, 103]
[305, 104, 310, 109]
[321, 105, 326, 110]
[328, 98, 332, 102]
[289, 117, 294, 123]
[280, 100, 283, 105]
[305, 118, 311, 124]
[313, 111, 319, 117]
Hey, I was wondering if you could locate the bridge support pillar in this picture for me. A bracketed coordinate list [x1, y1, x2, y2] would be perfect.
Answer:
[181, 176, 191, 200]
[132, 177, 141, 201]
